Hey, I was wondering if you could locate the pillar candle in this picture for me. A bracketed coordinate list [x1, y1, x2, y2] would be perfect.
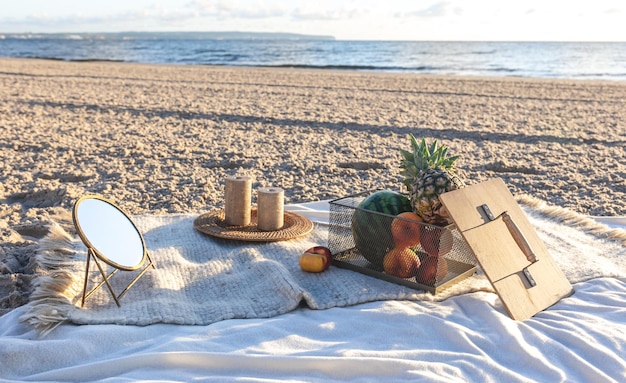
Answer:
[257, 187, 284, 231]
[224, 175, 252, 226]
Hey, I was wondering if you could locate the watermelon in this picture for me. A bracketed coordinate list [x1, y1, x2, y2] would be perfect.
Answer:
[351, 190, 412, 269]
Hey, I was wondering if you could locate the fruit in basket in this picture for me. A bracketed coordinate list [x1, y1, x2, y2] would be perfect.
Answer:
[391, 211, 423, 248]
[420, 225, 454, 257]
[299, 246, 332, 273]
[383, 247, 421, 278]
[415, 255, 449, 286]
[399, 134, 466, 225]
[351, 190, 412, 269]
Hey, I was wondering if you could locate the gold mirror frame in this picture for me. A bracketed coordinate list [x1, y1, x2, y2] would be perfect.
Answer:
[72, 195, 155, 307]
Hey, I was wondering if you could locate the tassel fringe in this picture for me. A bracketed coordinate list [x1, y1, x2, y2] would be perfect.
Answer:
[19, 223, 84, 337]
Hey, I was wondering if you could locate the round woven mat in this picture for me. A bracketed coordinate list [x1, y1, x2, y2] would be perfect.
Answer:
[194, 209, 314, 242]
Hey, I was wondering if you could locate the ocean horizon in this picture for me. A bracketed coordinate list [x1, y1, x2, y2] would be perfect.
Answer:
[1, 32, 625, 81]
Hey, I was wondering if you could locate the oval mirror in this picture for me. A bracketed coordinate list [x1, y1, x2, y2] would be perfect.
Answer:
[73, 195, 147, 271]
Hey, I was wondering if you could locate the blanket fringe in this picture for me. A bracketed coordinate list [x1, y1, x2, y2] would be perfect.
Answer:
[516, 194, 626, 247]
[19, 223, 84, 337]
[30, 269, 82, 302]
[36, 222, 80, 269]
[20, 300, 74, 337]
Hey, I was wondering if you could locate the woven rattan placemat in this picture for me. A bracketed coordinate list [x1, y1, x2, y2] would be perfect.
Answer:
[194, 209, 314, 242]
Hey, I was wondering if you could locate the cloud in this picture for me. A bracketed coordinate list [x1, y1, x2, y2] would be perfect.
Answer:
[396, 1, 455, 18]
[290, 5, 370, 21]
[0, 3, 206, 32]
[186, 0, 369, 21]
[0, 0, 376, 33]
[186, 0, 286, 19]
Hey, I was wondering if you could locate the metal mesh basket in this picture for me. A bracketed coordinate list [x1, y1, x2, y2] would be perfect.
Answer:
[328, 190, 477, 294]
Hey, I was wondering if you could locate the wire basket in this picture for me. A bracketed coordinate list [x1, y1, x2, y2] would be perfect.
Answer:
[328, 190, 477, 294]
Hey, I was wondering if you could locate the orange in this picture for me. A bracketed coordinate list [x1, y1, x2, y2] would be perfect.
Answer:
[391, 212, 423, 248]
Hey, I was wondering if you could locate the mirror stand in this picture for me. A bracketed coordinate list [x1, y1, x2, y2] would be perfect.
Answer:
[81, 247, 155, 307]
[73, 195, 156, 308]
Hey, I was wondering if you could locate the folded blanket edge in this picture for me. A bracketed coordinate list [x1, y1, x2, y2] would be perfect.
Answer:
[516, 194, 626, 246]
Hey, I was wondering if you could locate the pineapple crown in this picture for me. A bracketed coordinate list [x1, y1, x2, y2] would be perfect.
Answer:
[399, 134, 459, 189]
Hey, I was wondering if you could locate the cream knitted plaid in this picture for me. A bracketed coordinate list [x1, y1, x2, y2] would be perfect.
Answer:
[21, 197, 626, 335]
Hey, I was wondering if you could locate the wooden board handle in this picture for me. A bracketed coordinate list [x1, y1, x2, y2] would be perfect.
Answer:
[501, 212, 537, 263]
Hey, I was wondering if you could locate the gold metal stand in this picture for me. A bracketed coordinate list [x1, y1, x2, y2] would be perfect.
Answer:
[81, 247, 155, 307]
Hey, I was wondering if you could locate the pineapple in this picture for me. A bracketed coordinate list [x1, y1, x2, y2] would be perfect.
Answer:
[399, 135, 466, 225]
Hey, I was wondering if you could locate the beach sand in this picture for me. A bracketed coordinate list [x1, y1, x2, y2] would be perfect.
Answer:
[1, 57, 625, 313]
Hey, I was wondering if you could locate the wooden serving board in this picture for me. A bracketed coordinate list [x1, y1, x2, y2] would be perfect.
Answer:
[440, 178, 573, 320]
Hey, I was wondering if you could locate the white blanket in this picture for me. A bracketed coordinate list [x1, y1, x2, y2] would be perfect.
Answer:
[1, 201, 625, 382]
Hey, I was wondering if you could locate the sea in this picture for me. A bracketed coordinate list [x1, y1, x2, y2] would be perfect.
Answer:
[1, 32, 625, 81]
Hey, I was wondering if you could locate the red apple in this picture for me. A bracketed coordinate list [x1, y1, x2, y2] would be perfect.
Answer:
[299, 246, 332, 273]
[391, 212, 423, 248]
[415, 256, 449, 286]
[383, 247, 421, 278]
[419, 225, 453, 257]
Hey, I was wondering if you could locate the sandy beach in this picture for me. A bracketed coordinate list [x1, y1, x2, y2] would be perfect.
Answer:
[1, 57, 625, 313]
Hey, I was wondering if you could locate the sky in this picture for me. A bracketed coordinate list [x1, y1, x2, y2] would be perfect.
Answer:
[1, 0, 625, 42]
